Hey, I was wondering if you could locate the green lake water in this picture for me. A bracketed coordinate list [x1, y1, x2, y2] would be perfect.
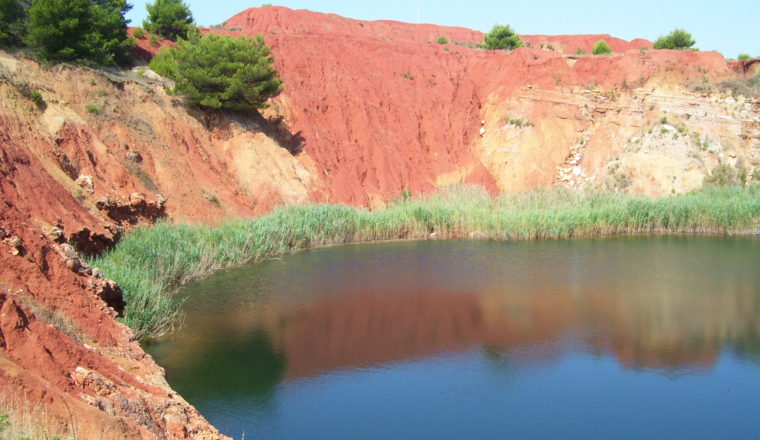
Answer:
[145, 237, 760, 439]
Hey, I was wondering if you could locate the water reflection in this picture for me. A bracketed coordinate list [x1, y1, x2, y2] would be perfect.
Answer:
[159, 282, 760, 379]
[145, 237, 760, 438]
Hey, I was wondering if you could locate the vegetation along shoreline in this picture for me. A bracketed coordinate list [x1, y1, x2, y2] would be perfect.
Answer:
[90, 184, 760, 340]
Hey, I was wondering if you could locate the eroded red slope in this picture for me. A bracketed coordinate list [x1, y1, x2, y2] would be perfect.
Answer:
[222, 6, 732, 204]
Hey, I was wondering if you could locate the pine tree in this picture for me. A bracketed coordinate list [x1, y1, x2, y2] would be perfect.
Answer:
[483, 24, 523, 50]
[592, 40, 612, 55]
[653, 29, 696, 50]
[150, 31, 283, 111]
[0, 0, 29, 46]
[26, 0, 133, 65]
[92, 0, 134, 65]
[143, 0, 193, 41]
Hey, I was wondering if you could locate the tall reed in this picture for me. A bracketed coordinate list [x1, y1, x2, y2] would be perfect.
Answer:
[90, 185, 760, 339]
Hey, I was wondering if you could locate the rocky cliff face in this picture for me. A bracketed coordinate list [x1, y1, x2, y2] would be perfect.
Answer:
[0, 6, 758, 439]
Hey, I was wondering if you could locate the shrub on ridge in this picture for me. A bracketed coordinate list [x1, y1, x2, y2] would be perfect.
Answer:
[592, 40, 612, 55]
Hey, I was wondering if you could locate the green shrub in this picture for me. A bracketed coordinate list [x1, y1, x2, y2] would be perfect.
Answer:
[719, 75, 760, 98]
[483, 24, 523, 50]
[26, 0, 133, 66]
[143, 0, 193, 41]
[704, 164, 741, 186]
[30, 90, 43, 107]
[592, 40, 612, 55]
[436, 35, 449, 44]
[752, 168, 760, 183]
[149, 31, 282, 111]
[133, 27, 145, 39]
[0, 412, 9, 433]
[575, 48, 587, 55]
[653, 29, 696, 50]
[149, 34, 159, 46]
[505, 116, 533, 128]
[738, 54, 750, 60]
[85, 103, 101, 114]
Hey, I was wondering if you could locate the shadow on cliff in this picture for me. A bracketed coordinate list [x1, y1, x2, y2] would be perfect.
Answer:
[190, 107, 306, 156]
[251, 112, 306, 156]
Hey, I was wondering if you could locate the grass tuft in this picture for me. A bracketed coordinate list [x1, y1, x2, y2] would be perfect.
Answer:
[0, 396, 72, 440]
[90, 185, 760, 340]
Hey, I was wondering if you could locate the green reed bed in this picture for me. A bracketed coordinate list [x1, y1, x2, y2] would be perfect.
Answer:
[90, 184, 760, 339]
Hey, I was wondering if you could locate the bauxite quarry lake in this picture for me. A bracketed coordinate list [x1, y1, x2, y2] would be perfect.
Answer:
[145, 237, 760, 439]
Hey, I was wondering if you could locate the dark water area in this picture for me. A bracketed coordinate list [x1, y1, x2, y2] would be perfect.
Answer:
[145, 237, 760, 439]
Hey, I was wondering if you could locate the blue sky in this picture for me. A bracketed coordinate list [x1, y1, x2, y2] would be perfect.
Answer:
[126, 1, 758, 58]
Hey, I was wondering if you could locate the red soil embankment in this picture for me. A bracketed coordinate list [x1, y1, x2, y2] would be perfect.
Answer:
[224, 6, 737, 203]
